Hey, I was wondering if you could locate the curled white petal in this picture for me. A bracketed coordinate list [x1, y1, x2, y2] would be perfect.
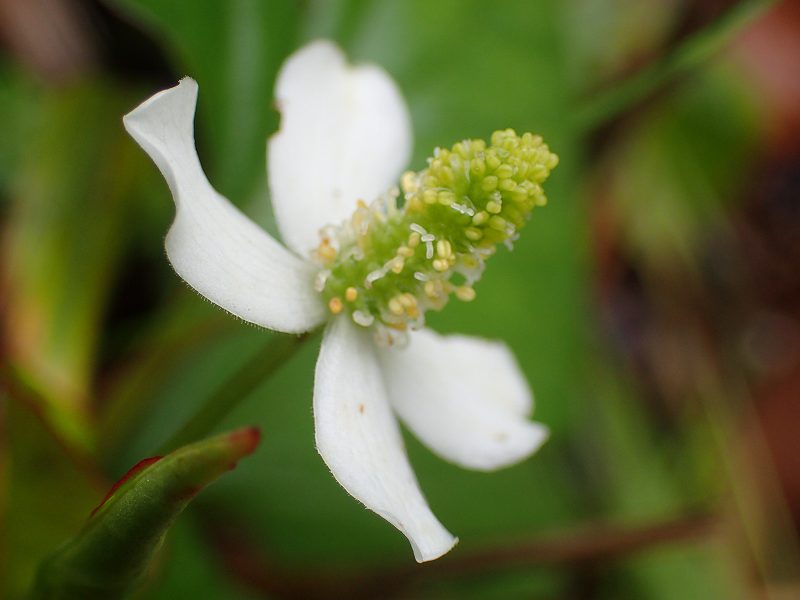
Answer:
[314, 317, 457, 562]
[123, 78, 325, 333]
[379, 328, 548, 471]
[269, 40, 412, 255]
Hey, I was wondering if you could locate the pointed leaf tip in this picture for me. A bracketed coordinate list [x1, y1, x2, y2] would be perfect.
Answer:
[32, 427, 262, 599]
[226, 425, 261, 455]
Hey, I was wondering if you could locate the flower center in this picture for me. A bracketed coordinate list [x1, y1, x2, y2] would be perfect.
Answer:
[312, 129, 558, 344]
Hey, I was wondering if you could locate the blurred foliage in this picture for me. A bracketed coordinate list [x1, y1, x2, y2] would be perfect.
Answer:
[2, 81, 155, 450]
[3, 395, 103, 599]
[597, 65, 760, 272]
[1, 0, 797, 598]
[112, 0, 300, 205]
[33, 427, 260, 600]
[138, 518, 261, 600]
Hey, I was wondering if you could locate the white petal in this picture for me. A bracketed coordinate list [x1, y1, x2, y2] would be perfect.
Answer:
[123, 78, 326, 333]
[268, 40, 412, 255]
[314, 317, 457, 562]
[379, 329, 548, 471]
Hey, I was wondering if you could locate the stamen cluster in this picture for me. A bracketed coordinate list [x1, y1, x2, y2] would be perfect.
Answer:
[312, 129, 558, 344]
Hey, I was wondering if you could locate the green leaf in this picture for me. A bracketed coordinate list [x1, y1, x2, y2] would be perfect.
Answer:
[31, 427, 261, 599]
[597, 62, 760, 275]
[2, 82, 155, 452]
[2, 393, 103, 600]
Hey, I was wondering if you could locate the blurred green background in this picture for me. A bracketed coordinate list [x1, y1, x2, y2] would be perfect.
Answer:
[2, 0, 800, 598]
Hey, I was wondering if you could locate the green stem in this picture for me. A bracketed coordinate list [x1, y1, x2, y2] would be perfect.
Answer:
[158, 331, 315, 453]
[573, 0, 776, 131]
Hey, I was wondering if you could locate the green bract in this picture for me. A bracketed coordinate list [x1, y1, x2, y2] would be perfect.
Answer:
[32, 428, 260, 599]
[314, 129, 558, 341]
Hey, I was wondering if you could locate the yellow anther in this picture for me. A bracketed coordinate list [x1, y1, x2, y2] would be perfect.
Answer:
[398, 293, 414, 308]
[432, 259, 449, 272]
[460, 254, 481, 270]
[481, 176, 498, 192]
[511, 190, 527, 204]
[455, 286, 476, 302]
[438, 190, 455, 206]
[465, 227, 483, 241]
[495, 164, 514, 179]
[423, 189, 438, 204]
[440, 166, 455, 185]
[401, 171, 418, 193]
[473, 211, 489, 225]
[436, 240, 453, 259]
[398, 293, 419, 318]
[489, 215, 507, 231]
[486, 200, 502, 214]
[491, 129, 510, 145]
[328, 297, 343, 314]
[424, 280, 441, 298]
[317, 239, 337, 263]
[397, 245, 414, 258]
[345, 287, 358, 302]
[408, 232, 421, 247]
[391, 258, 405, 274]
[528, 164, 546, 182]
[499, 178, 516, 191]
[388, 297, 404, 316]
[405, 196, 424, 213]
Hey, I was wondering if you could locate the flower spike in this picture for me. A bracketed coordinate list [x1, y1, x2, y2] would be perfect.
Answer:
[314, 129, 559, 342]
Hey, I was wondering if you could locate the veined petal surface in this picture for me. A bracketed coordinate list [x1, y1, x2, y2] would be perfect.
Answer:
[124, 78, 325, 333]
[379, 329, 548, 471]
[314, 317, 457, 562]
[269, 40, 412, 255]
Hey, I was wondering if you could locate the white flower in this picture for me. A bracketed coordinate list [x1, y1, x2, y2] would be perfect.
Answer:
[123, 40, 550, 562]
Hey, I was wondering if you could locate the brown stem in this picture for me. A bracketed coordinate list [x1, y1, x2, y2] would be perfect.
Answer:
[199, 511, 718, 600]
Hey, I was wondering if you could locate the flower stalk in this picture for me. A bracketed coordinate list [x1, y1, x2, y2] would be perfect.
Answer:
[159, 331, 312, 454]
